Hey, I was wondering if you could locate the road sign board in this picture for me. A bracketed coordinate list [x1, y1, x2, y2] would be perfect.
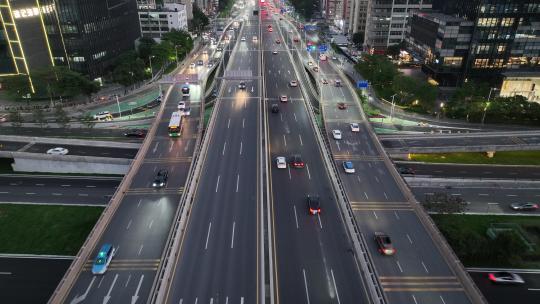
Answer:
[357, 80, 369, 89]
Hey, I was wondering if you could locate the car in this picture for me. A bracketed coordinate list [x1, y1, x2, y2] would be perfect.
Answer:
[289, 155, 304, 168]
[196, 60, 204, 66]
[289, 80, 298, 87]
[207, 61, 214, 68]
[276, 156, 287, 169]
[268, 27, 273, 32]
[216, 47, 223, 52]
[398, 167, 415, 175]
[307, 195, 321, 215]
[152, 169, 169, 188]
[337, 102, 347, 110]
[211, 88, 218, 97]
[343, 161, 355, 173]
[178, 101, 186, 110]
[280, 95, 288, 102]
[91, 244, 115, 275]
[272, 50, 278, 54]
[488, 272, 525, 285]
[241, 36, 246, 41]
[335, 79, 342, 87]
[252, 36, 258, 42]
[332, 56, 338, 60]
[202, 50, 208, 55]
[93, 111, 112, 121]
[374, 232, 395, 255]
[510, 203, 539, 211]
[312, 66, 319, 72]
[267, 24, 272, 28]
[124, 129, 146, 138]
[238, 82, 246, 89]
[180, 107, 191, 116]
[350, 123, 360, 132]
[46, 147, 68, 155]
[293, 37, 299, 42]
[275, 39, 280, 44]
[319, 54, 327, 61]
[308, 61, 314, 66]
[189, 63, 196, 68]
[321, 78, 328, 84]
[0, 114, 8, 122]
[332, 129, 342, 140]
[271, 104, 279, 113]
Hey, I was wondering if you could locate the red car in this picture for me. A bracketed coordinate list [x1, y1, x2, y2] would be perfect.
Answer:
[289, 155, 304, 168]
[374, 232, 395, 255]
[337, 102, 347, 110]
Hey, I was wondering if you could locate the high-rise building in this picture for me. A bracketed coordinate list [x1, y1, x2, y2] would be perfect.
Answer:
[365, 0, 432, 53]
[347, 0, 370, 39]
[139, 2, 189, 42]
[407, 0, 540, 100]
[0, 0, 141, 89]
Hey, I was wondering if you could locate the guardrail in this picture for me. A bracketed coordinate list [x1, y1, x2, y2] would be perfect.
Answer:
[385, 143, 540, 154]
[276, 17, 387, 304]
[150, 19, 242, 304]
[332, 56, 488, 304]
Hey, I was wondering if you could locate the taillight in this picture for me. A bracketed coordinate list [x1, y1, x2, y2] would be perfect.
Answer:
[309, 208, 314, 214]
[488, 273, 496, 281]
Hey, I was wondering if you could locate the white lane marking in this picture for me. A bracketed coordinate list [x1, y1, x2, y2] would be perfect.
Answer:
[236, 174, 240, 193]
[210, 298, 214, 304]
[205, 222, 212, 250]
[148, 220, 153, 229]
[224, 297, 228, 304]
[422, 261, 429, 273]
[317, 214, 323, 229]
[394, 211, 400, 220]
[70, 276, 96, 304]
[407, 234, 413, 244]
[52, 193, 62, 196]
[331, 269, 341, 304]
[240, 297, 244, 304]
[125, 274, 132, 287]
[137, 245, 143, 256]
[215, 175, 221, 192]
[126, 220, 132, 230]
[293, 205, 299, 229]
[280, 113, 283, 121]
[299, 134, 303, 146]
[222, 141, 227, 155]
[507, 194, 518, 197]
[440, 296, 446, 304]
[60, 185, 71, 187]
[0, 272, 12, 275]
[0, 192, 9, 194]
[86, 185, 96, 188]
[373, 211, 378, 219]
[132, 275, 144, 304]
[383, 192, 388, 200]
[364, 192, 369, 200]
[242, 118, 245, 128]
[240, 141, 243, 155]
[396, 261, 404, 273]
[25, 193, 36, 195]
[152, 142, 159, 154]
[137, 199, 142, 208]
[283, 134, 287, 146]
[97, 276, 104, 288]
[478, 193, 489, 196]
[169, 141, 174, 152]
[231, 221, 236, 249]
[336, 141, 341, 151]
[293, 113, 297, 121]
[288, 166, 291, 179]
[357, 176, 361, 183]
[78, 193, 89, 197]
[375, 176, 379, 183]
[103, 273, 118, 304]
[306, 163, 311, 180]
[412, 295, 418, 304]
[227, 119, 231, 128]
[302, 269, 311, 304]
[528, 288, 540, 291]
[35, 183, 44, 186]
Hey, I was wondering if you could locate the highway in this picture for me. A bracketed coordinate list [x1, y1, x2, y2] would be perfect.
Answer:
[0, 175, 118, 206]
[396, 162, 540, 180]
[57, 48, 207, 303]
[0, 256, 72, 304]
[163, 4, 261, 304]
[469, 269, 540, 304]
[276, 10, 479, 304]
[264, 5, 371, 303]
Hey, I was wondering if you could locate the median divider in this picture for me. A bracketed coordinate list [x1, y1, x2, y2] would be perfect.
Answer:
[276, 17, 387, 304]
[48, 77, 174, 304]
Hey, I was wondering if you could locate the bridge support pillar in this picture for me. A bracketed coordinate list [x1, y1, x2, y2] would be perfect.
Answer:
[486, 151, 496, 158]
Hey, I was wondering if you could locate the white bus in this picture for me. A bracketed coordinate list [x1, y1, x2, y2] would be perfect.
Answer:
[168, 112, 182, 137]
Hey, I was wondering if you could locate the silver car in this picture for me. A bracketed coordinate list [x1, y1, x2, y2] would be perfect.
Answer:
[488, 272, 525, 285]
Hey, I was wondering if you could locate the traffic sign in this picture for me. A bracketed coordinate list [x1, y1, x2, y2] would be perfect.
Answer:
[357, 80, 369, 89]
[318, 44, 327, 52]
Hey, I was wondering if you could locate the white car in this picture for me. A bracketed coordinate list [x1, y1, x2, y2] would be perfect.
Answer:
[180, 107, 191, 116]
[280, 95, 288, 102]
[276, 156, 287, 169]
[189, 63, 196, 68]
[252, 36, 258, 42]
[289, 80, 298, 87]
[308, 61, 314, 66]
[202, 50, 208, 55]
[47, 147, 69, 155]
[332, 130, 342, 140]
[178, 101, 186, 110]
[241, 36, 246, 41]
[350, 123, 360, 132]
[272, 50, 278, 54]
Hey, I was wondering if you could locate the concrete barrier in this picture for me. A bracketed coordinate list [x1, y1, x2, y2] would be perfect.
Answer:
[0, 135, 141, 149]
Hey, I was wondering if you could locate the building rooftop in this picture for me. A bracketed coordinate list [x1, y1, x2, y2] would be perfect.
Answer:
[416, 11, 470, 24]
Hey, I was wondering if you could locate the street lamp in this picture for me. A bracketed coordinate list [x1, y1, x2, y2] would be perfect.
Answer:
[481, 101, 491, 125]
[148, 55, 155, 79]
[488, 87, 498, 102]
[390, 93, 398, 121]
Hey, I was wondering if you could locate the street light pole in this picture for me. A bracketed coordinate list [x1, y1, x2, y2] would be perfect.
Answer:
[116, 95, 122, 118]
[149, 56, 154, 79]
[390, 93, 397, 121]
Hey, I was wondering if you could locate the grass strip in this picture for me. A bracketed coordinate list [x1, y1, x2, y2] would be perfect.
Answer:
[408, 151, 540, 166]
[0, 204, 103, 255]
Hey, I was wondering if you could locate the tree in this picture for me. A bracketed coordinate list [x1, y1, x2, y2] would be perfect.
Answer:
[54, 104, 70, 128]
[138, 37, 156, 60]
[79, 113, 96, 129]
[352, 32, 364, 49]
[161, 29, 194, 61]
[355, 55, 399, 88]
[386, 41, 405, 59]
[32, 108, 46, 127]
[2, 75, 33, 99]
[9, 109, 23, 127]
[151, 41, 175, 67]
[112, 51, 147, 87]
[191, 4, 209, 33]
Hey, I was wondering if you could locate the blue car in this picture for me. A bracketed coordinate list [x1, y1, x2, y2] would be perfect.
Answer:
[343, 161, 355, 174]
[92, 244, 115, 275]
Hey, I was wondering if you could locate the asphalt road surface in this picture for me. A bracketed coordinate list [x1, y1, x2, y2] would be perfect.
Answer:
[469, 269, 540, 304]
[0, 256, 72, 304]
[278, 14, 475, 304]
[396, 162, 540, 180]
[0, 175, 118, 206]
[60, 50, 206, 303]
[0, 140, 138, 158]
[264, 11, 371, 304]
[164, 6, 261, 304]
[0, 127, 142, 142]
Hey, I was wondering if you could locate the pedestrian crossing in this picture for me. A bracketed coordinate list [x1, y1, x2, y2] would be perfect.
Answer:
[380, 276, 464, 292]
[350, 201, 412, 211]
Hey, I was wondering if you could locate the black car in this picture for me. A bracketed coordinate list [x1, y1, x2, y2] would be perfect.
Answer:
[238, 82, 246, 89]
[398, 167, 415, 175]
[307, 195, 321, 215]
[152, 169, 169, 188]
[196, 60, 204, 66]
[124, 129, 147, 138]
[289, 155, 304, 168]
[271, 104, 279, 113]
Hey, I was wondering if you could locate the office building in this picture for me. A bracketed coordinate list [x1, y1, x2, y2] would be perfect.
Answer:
[347, 0, 370, 39]
[139, 2, 189, 41]
[365, 0, 432, 53]
[0, 0, 141, 90]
